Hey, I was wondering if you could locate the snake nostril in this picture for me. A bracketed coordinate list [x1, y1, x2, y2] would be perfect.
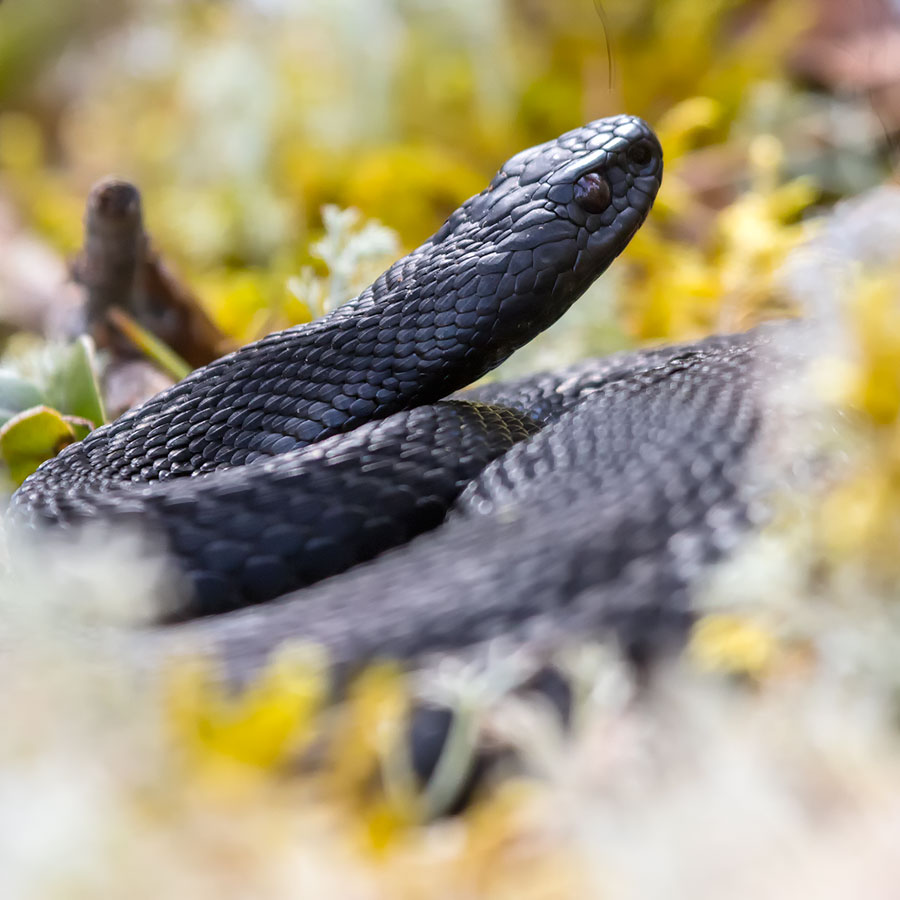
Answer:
[627, 142, 653, 168]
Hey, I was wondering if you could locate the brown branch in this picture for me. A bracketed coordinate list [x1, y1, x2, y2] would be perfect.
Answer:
[72, 177, 235, 369]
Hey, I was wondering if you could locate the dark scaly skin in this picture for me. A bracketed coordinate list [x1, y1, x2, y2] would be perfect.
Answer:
[12, 116, 663, 618]
[458, 332, 756, 422]
[171, 329, 776, 684]
[34, 402, 541, 619]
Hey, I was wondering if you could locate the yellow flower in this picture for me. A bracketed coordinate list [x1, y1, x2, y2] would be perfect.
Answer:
[689, 614, 777, 677]
[845, 273, 900, 425]
[163, 645, 325, 775]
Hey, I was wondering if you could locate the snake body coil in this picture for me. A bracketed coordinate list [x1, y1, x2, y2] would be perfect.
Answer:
[9, 115, 773, 679]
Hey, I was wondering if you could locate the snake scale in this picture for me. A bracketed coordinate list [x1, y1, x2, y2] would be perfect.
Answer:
[11, 115, 778, 683]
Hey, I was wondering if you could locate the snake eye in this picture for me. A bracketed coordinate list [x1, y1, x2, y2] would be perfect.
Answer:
[573, 172, 612, 214]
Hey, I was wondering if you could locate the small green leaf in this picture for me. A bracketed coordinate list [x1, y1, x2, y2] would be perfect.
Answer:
[0, 405, 79, 486]
[61, 415, 95, 442]
[0, 371, 46, 426]
[44, 335, 107, 427]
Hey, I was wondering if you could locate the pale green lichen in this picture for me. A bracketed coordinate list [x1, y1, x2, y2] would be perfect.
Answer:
[287, 205, 400, 319]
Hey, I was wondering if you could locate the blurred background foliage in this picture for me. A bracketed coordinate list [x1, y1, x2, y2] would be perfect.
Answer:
[1, 0, 895, 358]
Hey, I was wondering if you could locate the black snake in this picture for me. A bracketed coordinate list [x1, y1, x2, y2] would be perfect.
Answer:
[11, 115, 777, 682]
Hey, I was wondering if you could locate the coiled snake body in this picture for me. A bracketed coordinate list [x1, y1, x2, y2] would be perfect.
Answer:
[12, 116, 772, 680]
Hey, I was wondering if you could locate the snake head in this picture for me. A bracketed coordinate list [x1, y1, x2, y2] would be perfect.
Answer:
[425, 115, 662, 373]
